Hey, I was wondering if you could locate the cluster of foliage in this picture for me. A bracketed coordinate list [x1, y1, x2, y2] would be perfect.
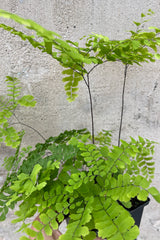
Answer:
[1, 128, 160, 240]
[0, 9, 160, 102]
[0, 8, 160, 240]
[0, 76, 36, 148]
[0, 76, 36, 222]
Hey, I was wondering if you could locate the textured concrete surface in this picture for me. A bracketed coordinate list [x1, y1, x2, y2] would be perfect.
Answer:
[0, 0, 160, 239]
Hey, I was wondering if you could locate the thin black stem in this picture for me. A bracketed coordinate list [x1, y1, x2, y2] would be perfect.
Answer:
[86, 73, 95, 144]
[11, 112, 46, 141]
[118, 64, 128, 147]
[82, 75, 89, 88]
[88, 59, 107, 75]
[11, 122, 46, 141]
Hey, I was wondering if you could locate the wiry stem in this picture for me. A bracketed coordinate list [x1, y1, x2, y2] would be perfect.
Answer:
[11, 112, 46, 141]
[83, 74, 95, 144]
[118, 64, 128, 147]
[11, 122, 46, 141]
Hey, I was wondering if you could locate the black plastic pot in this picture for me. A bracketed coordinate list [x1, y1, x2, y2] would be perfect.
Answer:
[129, 198, 150, 240]
[129, 198, 150, 227]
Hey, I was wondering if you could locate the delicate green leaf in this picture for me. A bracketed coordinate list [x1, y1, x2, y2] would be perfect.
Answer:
[83, 231, 96, 240]
[17, 95, 36, 107]
[32, 220, 44, 231]
[44, 224, 52, 236]
[155, 53, 160, 59]
[30, 164, 42, 184]
[46, 209, 57, 218]
[141, 13, 146, 18]
[44, 40, 52, 54]
[57, 212, 64, 222]
[37, 231, 44, 240]
[109, 232, 123, 240]
[137, 190, 148, 201]
[50, 218, 58, 230]
[20, 236, 31, 240]
[39, 213, 50, 224]
[124, 225, 139, 239]
[76, 226, 89, 236]
[0, 9, 61, 38]
[37, 182, 47, 190]
[148, 187, 160, 202]
[24, 228, 37, 237]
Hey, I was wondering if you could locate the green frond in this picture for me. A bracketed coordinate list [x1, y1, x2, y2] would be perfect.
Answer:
[95, 130, 112, 146]
[0, 199, 9, 221]
[2, 130, 25, 171]
[0, 130, 160, 240]
[5, 76, 21, 103]
[60, 198, 93, 240]
[17, 95, 36, 107]
[0, 76, 36, 148]
[62, 68, 83, 102]
[106, 174, 151, 202]
[0, 188, 15, 222]
[92, 197, 139, 240]
[148, 187, 160, 202]
[126, 137, 156, 181]
[0, 9, 61, 38]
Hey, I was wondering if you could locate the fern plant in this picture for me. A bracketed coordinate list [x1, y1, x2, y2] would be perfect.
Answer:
[0, 75, 37, 223]
[0, 76, 36, 148]
[0, 9, 160, 240]
[1, 9, 160, 143]
[0, 129, 160, 240]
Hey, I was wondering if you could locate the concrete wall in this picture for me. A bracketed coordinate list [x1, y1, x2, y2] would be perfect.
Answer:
[0, 0, 160, 239]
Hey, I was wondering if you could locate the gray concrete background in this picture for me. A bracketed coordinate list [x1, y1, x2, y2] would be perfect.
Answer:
[0, 0, 160, 239]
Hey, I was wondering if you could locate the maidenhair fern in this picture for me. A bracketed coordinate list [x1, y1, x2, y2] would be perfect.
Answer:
[0, 130, 159, 240]
[1, 9, 160, 104]
[1, 9, 160, 141]
[0, 76, 36, 148]
[0, 76, 21, 148]
[0, 9, 160, 240]
[0, 76, 37, 220]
